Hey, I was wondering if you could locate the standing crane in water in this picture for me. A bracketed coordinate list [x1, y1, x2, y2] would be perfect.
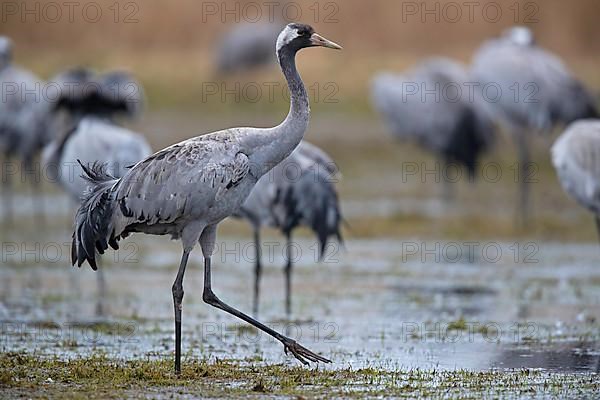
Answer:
[42, 67, 151, 315]
[371, 57, 496, 201]
[472, 26, 598, 226]
[234, 140, 343, 317]
[0, 36, 54, 223]
[72, 23, 342, 373]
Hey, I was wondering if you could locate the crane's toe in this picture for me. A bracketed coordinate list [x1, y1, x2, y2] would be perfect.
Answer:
[283, 338, 331, 365]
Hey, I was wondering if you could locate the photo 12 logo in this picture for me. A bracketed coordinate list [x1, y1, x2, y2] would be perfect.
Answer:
[201, 81, 339, 104]
[401, 321, 539, 344]
[401, 1, 540, 24]
[200, 321, 340, 344]
[0, 322, 139, 345]
[400, 81, 540, 105]
[1, 1, 140, 24]
[400, 241, 540, 264]
[201, 1, 340, 24]
[1, 241, 140, 264]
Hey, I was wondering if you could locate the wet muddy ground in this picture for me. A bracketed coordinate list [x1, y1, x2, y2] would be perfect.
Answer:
[1, 218, 599, 397]
[1, 115, 599, 397]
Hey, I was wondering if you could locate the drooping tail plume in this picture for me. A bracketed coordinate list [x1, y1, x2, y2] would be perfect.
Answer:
[71, 161, 119, 270]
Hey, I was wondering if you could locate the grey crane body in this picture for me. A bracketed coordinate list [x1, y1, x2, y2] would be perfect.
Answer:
[472, 28, 598, 133]
[235, 140, 343, 316]
[0, 39, 53, 164]
[471, 27, 598, 224]
[372, 57, 495, 189]
[99, 128, 280, 244]
[72, 23, 342, 372]
[0, 77, 51, 161]
[0, 60, 51, 162]
[552, 120, 600, 238]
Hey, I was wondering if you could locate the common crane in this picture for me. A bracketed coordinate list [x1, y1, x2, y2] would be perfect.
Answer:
[472, 26, 598, 225]
[372, 57, 496, 200]
[71, 23, 342, 373]
[0, 36, 53, 223]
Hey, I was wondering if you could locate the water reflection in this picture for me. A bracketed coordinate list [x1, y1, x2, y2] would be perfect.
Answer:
[494, 343, 600, 373]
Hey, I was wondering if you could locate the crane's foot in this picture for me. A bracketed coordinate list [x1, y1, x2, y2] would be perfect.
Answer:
[282, 338, 331, 364]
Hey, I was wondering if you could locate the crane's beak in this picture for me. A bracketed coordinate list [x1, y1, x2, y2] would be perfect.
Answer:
[310, 33, 343, 50]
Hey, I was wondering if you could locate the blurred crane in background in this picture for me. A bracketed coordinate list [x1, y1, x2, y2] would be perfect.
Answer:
[471, 26, 599, 226]
[42, 67, 151, 315]
[43, 68, 151, 201]
[552, 120, 600, 242]
[371, 57, 496, 201]
[216, 20, 285, 74]
[0, 36, 54, 224]
[234, 141, 343, 317]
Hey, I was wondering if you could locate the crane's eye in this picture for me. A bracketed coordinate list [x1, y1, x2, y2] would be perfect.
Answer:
[297, 27, 310, 36]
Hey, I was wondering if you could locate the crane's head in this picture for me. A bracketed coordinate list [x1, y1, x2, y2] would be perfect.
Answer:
[502, 26, 535, 47]
[0, 36, 13, 69]
[276, 23, 342, 56]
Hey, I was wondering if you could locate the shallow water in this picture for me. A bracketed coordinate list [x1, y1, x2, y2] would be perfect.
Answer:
[1, 214, 599, 375]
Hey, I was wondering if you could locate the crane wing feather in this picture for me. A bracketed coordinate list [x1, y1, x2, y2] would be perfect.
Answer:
[115, 134, 250, 227]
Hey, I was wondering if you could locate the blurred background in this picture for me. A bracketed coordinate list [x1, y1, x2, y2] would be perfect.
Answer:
[1, 0, 600, 381]
[4, 0, 600, 238]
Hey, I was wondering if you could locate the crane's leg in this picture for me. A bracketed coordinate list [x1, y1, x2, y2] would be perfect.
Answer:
[26, 159, 45, 227]
[594, 216, 600, 245]
[2, 156, 14, 226]
[515, 132, 531, 228]
[67, 266, 82, 320]
[32, 179, 45, 225]
[441, 157, 455, 204]
[95, 267, 107, 317]
[284, 231, 293, 317]
[252, 228, 262, 317]
[200, 225, 330, 365]
[172, 249, 190, 375]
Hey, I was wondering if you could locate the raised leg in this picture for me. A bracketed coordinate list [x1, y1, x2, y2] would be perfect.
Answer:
[200, 225, 330, 365]
[284, 231, 293, 317]
[172, 250, 190, 375]
[252, 228, 262, 317]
